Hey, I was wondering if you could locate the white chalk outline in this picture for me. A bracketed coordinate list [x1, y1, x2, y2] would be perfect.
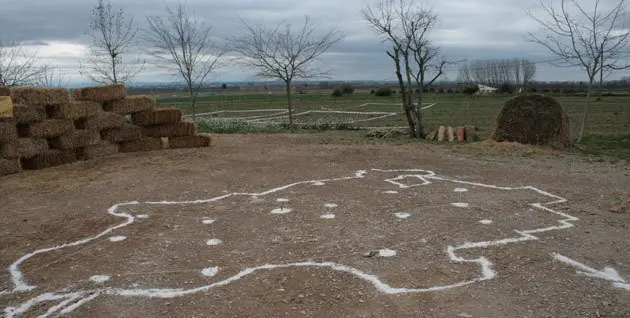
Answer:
[2, 168, 580, 317]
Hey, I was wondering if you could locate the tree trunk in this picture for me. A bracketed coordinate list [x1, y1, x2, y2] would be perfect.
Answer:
[188, 82, 196, 121]
[415, 88, 425, 138]
[111, 55, 118, 83]
[577, 81, 593, 143]
[403, 52, 420, 138]
[389, 49, 415, 137]
[285, 81, 294, 131]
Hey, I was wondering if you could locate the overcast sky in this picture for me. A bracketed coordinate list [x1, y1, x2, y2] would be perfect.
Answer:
[0, 0, 627, 85]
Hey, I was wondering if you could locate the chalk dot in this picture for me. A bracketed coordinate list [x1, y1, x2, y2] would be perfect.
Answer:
[109, 236, 127, 242]
[270, 208, 293, 214]
[452, 203, 469, 208]
[89, 275, 111, 283]
[378, 249, 397, 257]
[276, 198, 289, 203]
[313, 182, 325, 186]
[202, 219, 216, 225]
[206, 239, 222, 246]
[320, 214, 336, 219]
[324, 203, 338, 208]
[136, 215, 149, 219]
[394, 212, 411, 219]
[454, 188, 468, 193]
[480, 219, 493, 225]
[201, 267, 219, 277]
[384, 190, 399, 194]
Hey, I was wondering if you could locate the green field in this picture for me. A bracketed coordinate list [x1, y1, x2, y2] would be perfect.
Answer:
[155, 92, 630, 138]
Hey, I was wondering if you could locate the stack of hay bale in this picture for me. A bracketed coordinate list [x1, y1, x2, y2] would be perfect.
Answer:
[0, 84, 210, 176]
[425, 125, 476, 142]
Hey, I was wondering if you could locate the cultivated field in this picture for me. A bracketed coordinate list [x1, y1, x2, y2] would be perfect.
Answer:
[155, 91, 630, 137]
[1, 133, 629, 317]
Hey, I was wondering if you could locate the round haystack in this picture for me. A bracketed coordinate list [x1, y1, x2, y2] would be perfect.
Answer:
[491, 94, 571, 148]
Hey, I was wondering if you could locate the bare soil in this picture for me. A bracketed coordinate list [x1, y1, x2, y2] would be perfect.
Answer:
[1, 132, 630, 318]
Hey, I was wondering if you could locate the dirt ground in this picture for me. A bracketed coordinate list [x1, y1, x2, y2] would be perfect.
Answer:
[1, 132, 629, 318]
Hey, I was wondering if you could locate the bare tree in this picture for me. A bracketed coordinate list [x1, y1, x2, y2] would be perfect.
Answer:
[457, 63, 472, 84]
[80, 0, 144, 84]
[0, 40, 49, 87]
[144, 3, 225, 120]
[37, 65, 69, 87]
[526, 0, 630, 143]
[363, 0, 450, 138]
[230, 16, 344, 130]
[522, 59, 536, 87]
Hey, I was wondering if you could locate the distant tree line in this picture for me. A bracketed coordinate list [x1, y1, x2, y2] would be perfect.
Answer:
[457, 59, 536, 88]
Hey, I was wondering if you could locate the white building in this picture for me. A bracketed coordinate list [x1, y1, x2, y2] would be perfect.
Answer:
[476, 84, 498, 95]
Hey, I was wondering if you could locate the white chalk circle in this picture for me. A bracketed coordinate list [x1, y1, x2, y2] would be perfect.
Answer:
[202, 219, 216, 225]
[480, 219, 493, 225]
[89, 275, 111, 284]
[109, 236, 127, 242]
[320, 214, 336, 219]
[324, 203, 338, 208]
[378, 249, 397, 257]
[136, 215, 149, 219]
[201, 267, 219, 277]
[394, 212, 411, 219]
[451, 203, 469, 208]
[383, 191, 399, 194]
[454, 188, 469, 193]
[276, 198, 290, 203]
[206, 239, 223, 246]
[270, 208, 293, 215]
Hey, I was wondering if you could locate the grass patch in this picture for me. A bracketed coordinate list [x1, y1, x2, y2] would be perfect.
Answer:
[578, 134, 630, 160]
[196, 118, 361, 134]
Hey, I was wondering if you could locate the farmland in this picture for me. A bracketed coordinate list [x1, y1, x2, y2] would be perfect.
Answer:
[151, 90, 630, 158]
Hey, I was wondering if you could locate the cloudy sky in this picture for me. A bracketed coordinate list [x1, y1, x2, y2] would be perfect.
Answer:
[0, 0, 627, 85]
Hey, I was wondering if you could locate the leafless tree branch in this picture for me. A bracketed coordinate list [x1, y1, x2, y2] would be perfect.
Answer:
[0, 40, 49, 87]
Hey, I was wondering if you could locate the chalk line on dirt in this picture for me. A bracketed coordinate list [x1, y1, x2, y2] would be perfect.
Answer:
[3, 168, 580, 317]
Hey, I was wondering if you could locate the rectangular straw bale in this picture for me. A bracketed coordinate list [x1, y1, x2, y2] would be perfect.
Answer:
[0, 138, 49, 159]
[168, 135, 211, 149]
[0, 86, 10, 96]
[132, 107, 182, 126]
[11, 105, 46, 124]
[47, 101, 102, 120]
[101, 123, 143, 143]
[75, 112, 126, 130]
[10, 86, 70, 105]
[21, 149, 76, 170]
[0, 158, 21, 176]
[20, 119, 74, 138]
[144, 121, 196, 138]
[72, 84, 126, 102]
[103, 95, 155, 115]
[50, 129, 101, 150]
[77, 141, 118, 160]
[0, 122, 18, 142]
[119, 138, 163, 153]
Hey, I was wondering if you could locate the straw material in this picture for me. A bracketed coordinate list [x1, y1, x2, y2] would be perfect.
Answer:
[47, 101, 102, 120]
[76, 112, 126, 130]
[491, 94, 571, 148]
[144, 122, 196, 138]
[77, 141, 118, 160]
[168, 135, 211, 149]
[0, 87, 10, 96]
[21, 150, 76, 170]
[0, 158, 21, 176]
[72, 84, 126, 102]
[50, 129, 101, 150]
[119, 138, 163, 153]
[103, 95, 155, 115]
[11, 105, 46, 124]
[10, 86, 70, 105]
[0, 122, 18, 142]
[20, 119, 74, 138]
[101, 123, 143, 143]
[0, 138, 49, 159]
[132, 107, 182, 126]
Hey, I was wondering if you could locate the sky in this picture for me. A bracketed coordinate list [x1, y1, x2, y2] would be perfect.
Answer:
[1, 0, 628, 85]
